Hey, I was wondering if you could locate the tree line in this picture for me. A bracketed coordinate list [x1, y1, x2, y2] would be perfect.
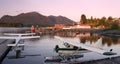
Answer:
[80, 14, 120, 30]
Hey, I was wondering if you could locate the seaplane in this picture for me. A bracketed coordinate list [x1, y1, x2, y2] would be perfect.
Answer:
[54, 36, 117, 56]
[45, 44, 85, 63]
[44, 36, 117, 63]
[0, 33, 40, 58]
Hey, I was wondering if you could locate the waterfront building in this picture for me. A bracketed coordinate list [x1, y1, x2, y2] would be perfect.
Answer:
[54, 24, 64, 29]
[70, 24, 91, 29]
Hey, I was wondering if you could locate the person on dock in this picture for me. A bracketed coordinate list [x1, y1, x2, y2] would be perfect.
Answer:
[35, 25, 40, 35]
[30, 25, 35, 33]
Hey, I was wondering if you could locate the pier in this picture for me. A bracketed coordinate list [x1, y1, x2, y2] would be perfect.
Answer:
[0, 39, 15, 64]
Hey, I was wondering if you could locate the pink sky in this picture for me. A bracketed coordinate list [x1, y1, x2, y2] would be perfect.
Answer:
[0, 0, 120, 21]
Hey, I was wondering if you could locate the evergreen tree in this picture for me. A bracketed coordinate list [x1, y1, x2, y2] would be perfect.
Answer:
[98, 17, 106, 26]
[106, 16, 113, 28]
[111, 22, 119, 30]
[80, 14, 87, 24]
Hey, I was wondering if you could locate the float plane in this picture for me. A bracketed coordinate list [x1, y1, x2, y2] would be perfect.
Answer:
[54, 36, 116, 56]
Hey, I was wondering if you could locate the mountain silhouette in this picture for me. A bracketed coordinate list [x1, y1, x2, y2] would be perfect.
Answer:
[0, 12, 75, 27]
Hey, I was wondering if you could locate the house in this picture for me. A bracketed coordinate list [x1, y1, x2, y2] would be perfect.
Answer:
[54, 24, 64, 29]
[71, 24, 91, 29]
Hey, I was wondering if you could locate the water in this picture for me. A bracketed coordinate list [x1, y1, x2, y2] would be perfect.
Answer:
[1, 28, 120, 64]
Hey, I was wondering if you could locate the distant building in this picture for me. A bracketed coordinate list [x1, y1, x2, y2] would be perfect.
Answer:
[54, 24, 64, 29]
[97, 25, 105, 29]
[71, 24, 91, 29]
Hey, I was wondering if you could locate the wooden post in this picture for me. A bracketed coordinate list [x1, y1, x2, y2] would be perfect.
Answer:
[16, 50, 21, 58]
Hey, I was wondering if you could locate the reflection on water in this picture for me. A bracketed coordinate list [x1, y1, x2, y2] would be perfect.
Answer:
[102, 36, 119, 46]
[56, 32, 120, 47]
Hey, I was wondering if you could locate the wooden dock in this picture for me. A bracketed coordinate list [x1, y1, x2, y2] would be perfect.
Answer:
[0, 39, 15, 64]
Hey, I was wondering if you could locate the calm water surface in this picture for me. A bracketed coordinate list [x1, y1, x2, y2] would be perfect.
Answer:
[1, 28, 120, 64]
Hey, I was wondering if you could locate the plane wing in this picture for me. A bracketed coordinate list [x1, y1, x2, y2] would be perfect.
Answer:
[0, 36, 17, 39]
[0, 36, 40, 39]
[7, 44, 25, 46]
[54, 36, 116, 56]
[20, 36, 40, 39]
[0, 36, 40, 47]
[4, 33, 35, 36]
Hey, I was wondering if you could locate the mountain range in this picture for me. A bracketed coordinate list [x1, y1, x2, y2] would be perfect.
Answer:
[0, 12, 75, 27]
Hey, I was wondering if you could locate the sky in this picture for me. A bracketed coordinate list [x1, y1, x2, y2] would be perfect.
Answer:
[0, 0, 120, 21]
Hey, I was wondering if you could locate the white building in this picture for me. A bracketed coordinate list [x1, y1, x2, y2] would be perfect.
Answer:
[71, 24, 91, 29]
